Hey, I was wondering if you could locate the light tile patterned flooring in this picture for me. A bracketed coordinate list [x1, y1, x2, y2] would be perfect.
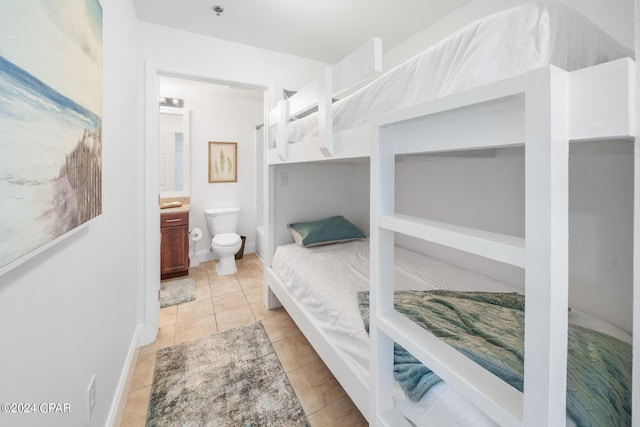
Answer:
[120, 254, 368, 426]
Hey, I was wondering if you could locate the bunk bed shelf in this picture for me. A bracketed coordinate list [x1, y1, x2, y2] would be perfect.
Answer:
[266, 126, 371, 165]
[379, 214, 525, 268]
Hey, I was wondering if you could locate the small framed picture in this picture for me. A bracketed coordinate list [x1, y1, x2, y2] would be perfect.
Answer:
[208, 141, 237, 183]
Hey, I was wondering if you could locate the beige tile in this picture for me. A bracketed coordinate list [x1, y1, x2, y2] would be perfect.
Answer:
[193, 275, 211, 287]
[156, 323, 176, 348]
[140, 324, 175, 356]
[195, 284, 212, 301]
[236, 264, 262, 280]
[188, 264, 209, 277]
[158, 305, 177, 327]
[261, 310, 300, 341]
[199, 260, 215, 271]
[174, 315, 218, 345]
[209, 274, 241, 288]
[250, 302, 287, 322]
[238, 258, 252, 267]
[212, 291, 248, 313]
[235, 256, 253, 268]
[176, 299, 214, 323]
[272, 332, 318, 372]
[210, 278, 242, 298]
[237, 259, 261, 274]
[243, 286, 263, 304]
[121, 385, 151, 427]
[307, 396, 367, 427]
[238, 275, 264, 291]
[287, 359, 345, 415]
[193, 276, 211, 300]
[215, 306, 255, 332]
[130, 352, 157, 392]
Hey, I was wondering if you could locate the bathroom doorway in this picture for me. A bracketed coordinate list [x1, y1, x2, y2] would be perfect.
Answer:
[157, 75, 264, 264]
[141, 63, 267, 346]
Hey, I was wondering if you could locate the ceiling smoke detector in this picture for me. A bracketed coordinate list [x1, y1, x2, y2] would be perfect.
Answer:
[212, 5, 224, 16]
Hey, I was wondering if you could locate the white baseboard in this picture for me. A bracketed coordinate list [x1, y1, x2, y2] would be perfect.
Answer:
[244, 242, 256, 255]
[106, 325, 142, 427]
[196, 249, 215, 263]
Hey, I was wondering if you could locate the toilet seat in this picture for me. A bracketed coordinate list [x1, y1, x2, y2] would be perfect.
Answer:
[212, 233, 241, 247]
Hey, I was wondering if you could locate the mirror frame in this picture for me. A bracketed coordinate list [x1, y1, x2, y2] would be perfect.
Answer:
[159, 106, 191, 198]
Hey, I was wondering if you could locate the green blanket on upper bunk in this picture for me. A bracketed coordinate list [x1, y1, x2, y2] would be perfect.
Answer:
[357, 290, 631, 427]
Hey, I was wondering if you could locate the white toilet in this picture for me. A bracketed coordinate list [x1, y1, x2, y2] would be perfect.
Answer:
[205, 207, 242, 275]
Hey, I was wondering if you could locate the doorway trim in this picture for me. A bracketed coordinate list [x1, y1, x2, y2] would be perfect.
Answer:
[139, 60, 161, 345]
[139, 61, 268, 345]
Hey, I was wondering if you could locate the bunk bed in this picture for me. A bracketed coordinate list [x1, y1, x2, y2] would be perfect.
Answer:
[263, 3, 636, 426]
[266, 2, 631, 165]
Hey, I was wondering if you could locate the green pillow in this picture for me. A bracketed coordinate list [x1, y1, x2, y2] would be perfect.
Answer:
[288, 216, 366, 247]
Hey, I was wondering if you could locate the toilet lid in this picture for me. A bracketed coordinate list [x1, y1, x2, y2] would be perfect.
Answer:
[213, 233, 240, 247]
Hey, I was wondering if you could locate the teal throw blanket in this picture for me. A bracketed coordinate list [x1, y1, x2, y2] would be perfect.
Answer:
[357, 290, 631, 427]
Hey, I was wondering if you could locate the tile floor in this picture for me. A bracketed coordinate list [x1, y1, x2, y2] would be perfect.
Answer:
[120, 254, 368, 427]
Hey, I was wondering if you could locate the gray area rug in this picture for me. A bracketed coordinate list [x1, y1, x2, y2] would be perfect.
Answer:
[159, 277, 196, 308]
[146, 322, 309, 427]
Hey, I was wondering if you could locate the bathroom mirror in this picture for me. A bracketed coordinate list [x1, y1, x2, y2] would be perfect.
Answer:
[159, 107, 190, 197]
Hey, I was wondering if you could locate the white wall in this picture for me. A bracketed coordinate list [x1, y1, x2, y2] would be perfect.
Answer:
[385, 0, 634, 69]
[394, 142, 634, 334]
[0, 0, 140, 426]
[159, 77, 264, 260]
[138, 20, 329, 276]
[395, 149, 526, 286]
[273, 162, 370, 247]
[138, 21, 326, 110]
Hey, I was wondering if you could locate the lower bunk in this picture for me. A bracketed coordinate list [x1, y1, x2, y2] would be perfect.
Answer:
[265, 239, 632, 426]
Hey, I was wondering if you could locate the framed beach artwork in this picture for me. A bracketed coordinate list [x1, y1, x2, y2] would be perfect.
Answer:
[208, 142, 237, 183]
[0, 0, 103, 275]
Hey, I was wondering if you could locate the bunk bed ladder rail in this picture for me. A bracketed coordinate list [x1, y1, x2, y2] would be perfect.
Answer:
[267, 38, 382, 163]
[370, 66, 579, 427]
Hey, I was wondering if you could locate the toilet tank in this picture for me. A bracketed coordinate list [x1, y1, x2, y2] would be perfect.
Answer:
[205, 207, 240, 235]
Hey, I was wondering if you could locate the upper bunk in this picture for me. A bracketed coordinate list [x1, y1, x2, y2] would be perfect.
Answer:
[265, 3, 634, 166]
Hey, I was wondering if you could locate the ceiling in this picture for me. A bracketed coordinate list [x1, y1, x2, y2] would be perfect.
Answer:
[132, 0, 471, 63]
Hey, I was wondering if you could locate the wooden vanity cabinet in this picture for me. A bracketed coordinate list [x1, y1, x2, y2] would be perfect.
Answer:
[160, 211, 189, 279]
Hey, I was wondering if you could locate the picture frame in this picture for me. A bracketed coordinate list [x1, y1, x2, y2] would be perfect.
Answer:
[208, 141, 237, 183]
[0, 0, 103, 275]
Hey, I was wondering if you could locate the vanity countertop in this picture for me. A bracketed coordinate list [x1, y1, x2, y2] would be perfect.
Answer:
[160, 203, 190, 214]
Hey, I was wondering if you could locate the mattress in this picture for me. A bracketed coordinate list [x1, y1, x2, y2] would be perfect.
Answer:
[271, 240, 631, 426]
[283, 3, 632, 144]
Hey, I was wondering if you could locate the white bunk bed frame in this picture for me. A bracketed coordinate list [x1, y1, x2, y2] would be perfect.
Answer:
[264, 44, 636, 427]
[370, 58, 635, 426]
[266, 38, 382, 165]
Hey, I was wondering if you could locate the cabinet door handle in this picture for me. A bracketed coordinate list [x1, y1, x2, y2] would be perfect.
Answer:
[165, 218, 182, 223]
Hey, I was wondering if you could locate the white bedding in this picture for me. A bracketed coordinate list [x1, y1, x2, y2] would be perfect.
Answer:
[272, 240, 521, 425]
[271, 240, 631, 426]
[283, 3, 631, 144]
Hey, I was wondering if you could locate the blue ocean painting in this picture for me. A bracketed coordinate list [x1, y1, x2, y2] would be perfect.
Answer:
[0, 0, 102, 271]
